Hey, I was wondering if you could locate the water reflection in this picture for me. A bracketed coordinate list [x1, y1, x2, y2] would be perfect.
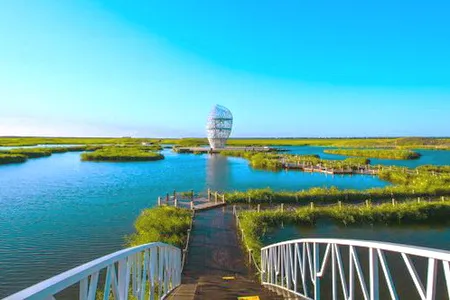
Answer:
[206, 154, 230, 191]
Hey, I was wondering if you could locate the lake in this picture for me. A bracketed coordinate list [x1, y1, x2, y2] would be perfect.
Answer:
[0, 146, 449, 296]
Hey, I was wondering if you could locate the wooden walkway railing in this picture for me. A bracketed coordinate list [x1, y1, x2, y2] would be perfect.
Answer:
[157, 189, 226, 211]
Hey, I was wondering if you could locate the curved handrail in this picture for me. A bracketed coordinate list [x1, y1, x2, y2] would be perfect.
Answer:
[5, 242, 182, 300]
[261, 238, 450, 261]
[261, 238, 450, 300]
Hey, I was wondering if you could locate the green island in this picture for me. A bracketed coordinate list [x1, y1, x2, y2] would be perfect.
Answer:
[81, 146, 164, 162]
[0, 154, 28, 165]
[237, 199, 450, 261]
[324, 148, 421, 160]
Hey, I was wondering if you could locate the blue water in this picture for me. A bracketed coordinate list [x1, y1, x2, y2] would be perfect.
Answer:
[0, 147, 448, 296]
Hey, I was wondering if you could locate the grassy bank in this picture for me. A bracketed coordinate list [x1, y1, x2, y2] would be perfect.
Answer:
[126, 206, 192, 248]
[81, 147, 164, 162]
[324, 148, 421, 160]
[0, 146, 104, 165]
[0, 145, 103, 157]
[238, 200, 450, 261]
[225, 165, 450, 204]
[0, 154, 28, 165]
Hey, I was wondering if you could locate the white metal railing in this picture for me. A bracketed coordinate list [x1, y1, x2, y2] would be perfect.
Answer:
[261, 238, 450, 300]
[5, 242, 181, 300]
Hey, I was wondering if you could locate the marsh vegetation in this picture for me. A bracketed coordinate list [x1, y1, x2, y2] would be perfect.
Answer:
[126, 206, 192, 248]
[0, 154, 28, 165]
[238, 199, 450, 261]
[161, 137, 450, 149]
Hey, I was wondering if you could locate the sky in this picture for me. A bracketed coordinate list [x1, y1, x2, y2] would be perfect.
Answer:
[0, 0, 449, 138]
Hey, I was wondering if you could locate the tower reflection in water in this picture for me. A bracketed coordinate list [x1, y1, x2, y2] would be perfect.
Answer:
[206, 154, 230, 192]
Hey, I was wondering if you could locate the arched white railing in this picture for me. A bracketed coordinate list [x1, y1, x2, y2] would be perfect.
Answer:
[261, 239, 450, 300]
[5, 242, 181, 300]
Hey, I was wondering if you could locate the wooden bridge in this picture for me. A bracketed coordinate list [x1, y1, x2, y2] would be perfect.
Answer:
[7, 192, 450, 299]
[281, 162, 379, 175]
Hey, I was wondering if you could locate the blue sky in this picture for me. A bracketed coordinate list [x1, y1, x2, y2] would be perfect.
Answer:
[0, 0, 449, 137]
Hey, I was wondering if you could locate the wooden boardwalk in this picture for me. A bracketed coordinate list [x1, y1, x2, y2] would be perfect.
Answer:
[282, 162, 379, 175]
[168, 208, 283, 300]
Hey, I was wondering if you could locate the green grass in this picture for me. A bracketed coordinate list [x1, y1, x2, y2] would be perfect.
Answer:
[126, 206, 192, 249]
[0, 137, 157, 147]
[161, 137, 450, 149]
[81, 147, 164, 162]
[324, 148, 421, 160]
[238, 200, 450, 261]
[0, 154, 28, 165]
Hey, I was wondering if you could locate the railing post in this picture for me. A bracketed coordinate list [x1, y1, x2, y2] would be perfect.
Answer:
[174, 198, 178, 208]
[257, 204, 260, 212]
[426, 258, 437, 300]
[369, 248, 379, 300]
[117, 258, 128, 300]
[314, 243, 320, 300]
[215, 192, 218, 204]
[349, 246, 355, 300]
[158, 197, 161, 206]
[222, 194, 225, 203]
[207, 188, 211, 201]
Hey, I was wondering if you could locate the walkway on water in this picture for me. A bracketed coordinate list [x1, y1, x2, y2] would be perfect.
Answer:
[168, 207, 282, 299]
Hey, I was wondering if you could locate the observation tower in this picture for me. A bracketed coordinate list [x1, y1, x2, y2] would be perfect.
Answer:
[206, 105, 233, 149]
